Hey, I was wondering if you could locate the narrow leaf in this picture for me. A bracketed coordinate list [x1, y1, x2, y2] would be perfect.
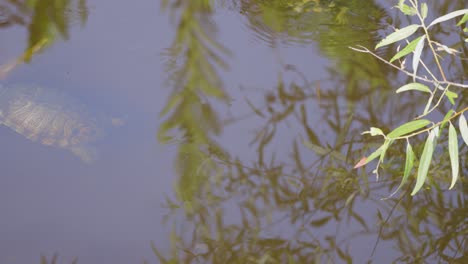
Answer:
[354, 146, 383, 168]
[411, 130, 436, 195]
[396, 3, 417, 16]
[440, 109, 455, 131]
[390, 36, 422, 62]
[428, 9, 468, 28]
[448, 123, 459, 189]
[362, 127, 384, 136]
[375, 24, 420, 49]
[456, 13, 468, 26]
[459, 114, 468, 146]
[412, 35, 426, 81]
[421, 3, 428, 20]
[423, 93, 434, 115]
[396, 82, 431, 93]
[445, 90, 458, 105]
[379, 139, 391, 163]
[387, 119, 431, 138]
[388, 141, 414, 198]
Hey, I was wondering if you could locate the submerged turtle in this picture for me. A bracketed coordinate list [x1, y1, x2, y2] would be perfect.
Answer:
[0, 82, 123, 163]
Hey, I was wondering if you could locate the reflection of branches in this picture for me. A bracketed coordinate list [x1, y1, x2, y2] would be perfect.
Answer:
[155, 1, 468, 263]
[157, 0, 232, 223]
[0, 0, 88, 63]
[0, 1, 27, 27]
[40, 254, 78, 264]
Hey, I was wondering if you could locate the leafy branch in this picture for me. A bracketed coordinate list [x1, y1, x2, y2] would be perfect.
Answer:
[352, 0, 468, 196]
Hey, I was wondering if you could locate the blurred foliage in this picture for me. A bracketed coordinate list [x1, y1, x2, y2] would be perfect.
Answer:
[40, 254, 78, 264]
[0, 0, 88, 62]
[155, 0, 468, 263]
[157, 0, 231, 218]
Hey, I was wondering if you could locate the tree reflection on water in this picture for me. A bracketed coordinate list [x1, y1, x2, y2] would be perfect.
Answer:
[155, 0, 467, 263]
[0, 0, 466, 262]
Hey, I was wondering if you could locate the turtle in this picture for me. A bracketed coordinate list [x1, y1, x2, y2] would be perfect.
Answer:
[0, 82, 123, 163]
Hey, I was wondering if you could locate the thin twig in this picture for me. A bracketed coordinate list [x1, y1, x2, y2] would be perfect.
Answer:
[389, 106, 468, 140]
[409, 0, 447, 81]
[349, 46, 468, 88]
[369, 180, 413, 258]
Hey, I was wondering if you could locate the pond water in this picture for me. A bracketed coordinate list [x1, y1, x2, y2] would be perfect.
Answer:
[0, 0, 467, 263]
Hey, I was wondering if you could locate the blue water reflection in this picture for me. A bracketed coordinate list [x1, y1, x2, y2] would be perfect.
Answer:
[1, 0, 467, 263]
[0, 0, 174, 263]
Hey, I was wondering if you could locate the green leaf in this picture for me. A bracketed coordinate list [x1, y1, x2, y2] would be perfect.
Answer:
[379, 139, 391, 163]
[456, 13, 468, 26]
[387, 119, 431, 138]
[387, 141, 414, 198]
[448, 123, 459, 189]
[423, 93, 434, 115]
[428, 9, 468, 28]
[412, 35, 426, 81]
[440, 109, 455, 131]
[396, 82, 431, 93]
[445, 90, 458, 105]
[362, 127, 385, 136]
[390, 36, 422, 62]
[459, 114, 468, 146]
[396, 3, 417, 16]
[421, 3, 428, 20]
[375, 24, 420, 49]
[354, 146, 383, 168]
[411, 130, 436, 196]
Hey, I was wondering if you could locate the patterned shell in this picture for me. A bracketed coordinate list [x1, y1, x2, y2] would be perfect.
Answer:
[0, 83, 114, 163]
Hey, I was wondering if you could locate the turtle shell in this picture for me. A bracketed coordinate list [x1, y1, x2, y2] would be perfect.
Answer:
[0, 83, 114, 163]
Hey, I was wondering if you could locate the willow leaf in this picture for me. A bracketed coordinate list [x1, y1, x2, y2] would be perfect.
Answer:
[396, 82, 431, 93]
[411, 130, 436, 196]
[423, 94, 434, 115]
[456, 13, 468, 26]
[362, 127, 384, 136]
[387, 119, 431, 138]
[354, 146, 383, 168]
[445, 90, 458, 105]
[396, 3, 417, 16]
[421, 3, 428, 20]
[379, 139, 392, 163]
[412, 35, 426, 81]
[459, 114, 468, 146]
[448, 123, 459, 189]
[390, 36, 422, 63]
[375, 25, 420, 49]
[387, 141, 414, 198]
[428, 9, 468, 28]
[440, 110, 455, 131]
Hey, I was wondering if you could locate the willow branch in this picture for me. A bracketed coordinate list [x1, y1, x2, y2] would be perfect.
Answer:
[349, 46, 468, 89]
